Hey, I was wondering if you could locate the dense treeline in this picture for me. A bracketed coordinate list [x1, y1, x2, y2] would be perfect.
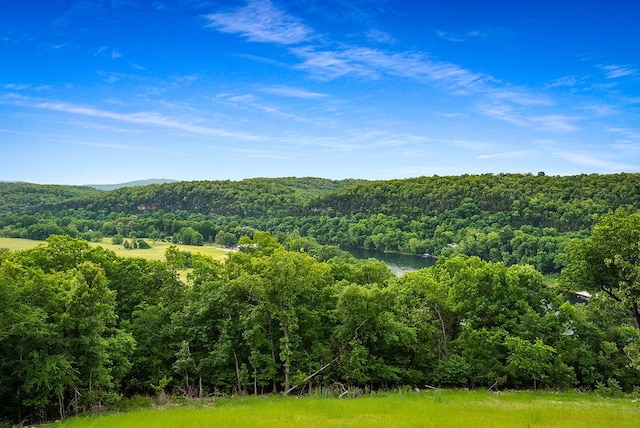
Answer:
[2, 174, 640, 273]
[298, 173, 640, 272]
[0, 182, 98, 215]
[2, 229, 639, 425]
[38, 177, 360, 217]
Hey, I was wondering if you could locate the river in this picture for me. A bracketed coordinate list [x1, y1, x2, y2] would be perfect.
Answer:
[343, 246, 437, 276]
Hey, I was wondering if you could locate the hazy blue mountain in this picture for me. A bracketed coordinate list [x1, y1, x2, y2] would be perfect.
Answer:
[87, 178, 177, 191]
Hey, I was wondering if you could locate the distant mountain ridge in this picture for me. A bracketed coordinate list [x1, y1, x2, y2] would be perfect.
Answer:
[87, 178, 177, 191]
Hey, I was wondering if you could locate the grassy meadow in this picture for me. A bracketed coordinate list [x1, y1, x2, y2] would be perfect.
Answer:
[51, 390, 640, 428]
[0, 236, 44, 252]
[0, 237, 230, 263]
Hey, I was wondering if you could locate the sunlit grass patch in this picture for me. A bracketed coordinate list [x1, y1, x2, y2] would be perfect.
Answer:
[89, 238, 230, 262]
[0, 236, 44, 251]
[0, 237, 230, 263]
[55, 390, 640, 428]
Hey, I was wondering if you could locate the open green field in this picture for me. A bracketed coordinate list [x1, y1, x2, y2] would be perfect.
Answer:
[0, 236, 44, 252]
[54, 391, 640, 428]
[0, 237, 230, 262]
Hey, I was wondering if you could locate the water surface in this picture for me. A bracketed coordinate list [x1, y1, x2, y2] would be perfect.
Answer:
[344, 246, 436, 276]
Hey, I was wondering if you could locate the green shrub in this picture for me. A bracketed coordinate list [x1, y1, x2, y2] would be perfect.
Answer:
[595, 378, 624, 397]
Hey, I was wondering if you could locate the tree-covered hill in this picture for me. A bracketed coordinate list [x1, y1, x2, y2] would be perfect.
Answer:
[2, 173, 640, 273]
[3, 185, 640, 425]
[36, 177, 362, 218]
[0, 182, 99, 215]
[299, 173, 640, 272]
[310, 173, 640, 231]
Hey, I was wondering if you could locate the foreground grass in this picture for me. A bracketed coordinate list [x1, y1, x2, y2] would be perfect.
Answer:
[54, 390, 640, 428]
[0, 237, 229, 262]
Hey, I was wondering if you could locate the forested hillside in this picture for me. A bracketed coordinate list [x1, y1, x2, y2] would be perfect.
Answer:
[0, 182, 99, 215]
[2, 228, 639, 425]
[3, 176, 640, 425]
[1, 173, 640, 273]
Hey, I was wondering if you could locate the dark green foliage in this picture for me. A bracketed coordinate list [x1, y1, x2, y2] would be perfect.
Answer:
[3, 174, 640, 424]
[173, 227, 204, 246]
[136, 239, 151, 249]
[563, 208, 640, 372]
[0, 182, 99, 215]
[214, 230, 237, 247]
[1, 233, 639, 425]
[36, 177, 359, 218]
[2, 174, 640, 274]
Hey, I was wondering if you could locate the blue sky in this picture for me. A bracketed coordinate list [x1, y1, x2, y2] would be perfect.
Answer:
[1, 0, 639, 184]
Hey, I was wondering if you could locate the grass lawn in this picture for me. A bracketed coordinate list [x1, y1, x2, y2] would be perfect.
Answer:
[0, 237, 230, 263]
[54, 390, 640, 428]
[0, 236, 44, 252]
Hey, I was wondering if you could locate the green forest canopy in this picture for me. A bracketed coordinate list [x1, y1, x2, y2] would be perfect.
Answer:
[1, 228, 639, 425]
[2, 173, 640, 273]
[3, 173, 640, 425]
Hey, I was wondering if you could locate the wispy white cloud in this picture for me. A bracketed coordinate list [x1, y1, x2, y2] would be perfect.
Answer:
[365, 29, 396, 44]
[4, 83, 52, 92]
[479, 150, 534, 159]
[544, 75, 581, 89]
[436, 29, 489, 43]
[292, 45, 492, 93]
[32, 100, 263, 141]
[435, 30, 465, 42]
[261, 85, 327, 98]
[607, 127, 640, 140]
[224, 94, 257, 104]
[207, 1, 493, 94]
[480, 103, 581, 132]
[66, 140, 170, 153]
[466, 30, 487, 38]
[276, 127, 434, 155]
[435, 112, 464, 118]
[235, 52, 288, 66]
[607, 127, 640, 153]
[599, 64, 637, 79]
[205, 0, 312, 45]
[491, 90, 552, 106]
[96, 46, 122, 59]
[218, 92, 313, 122]
[479, 104, 529, 126]
[556, 152, 634, 170]
[4, 83, 32, 91]
[0, 127, 48, 137]
[531, 115, 580, 132]
[204, 0, 622, 147]
[579, 104, 616, 117]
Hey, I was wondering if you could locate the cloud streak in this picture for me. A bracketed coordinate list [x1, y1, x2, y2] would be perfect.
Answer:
[599, 64, 637, 79]
[292, 45, 493, 93]
[261, 85, 328, 98]
[480, 103, 581, 132]
[204, 0, 621, 154]
[33, 101, 263, 141]
[206, 1, 493, 94]
[205, 0, 312, 45]
[479, 150, 534, 159]
[556, 152, 634, 170]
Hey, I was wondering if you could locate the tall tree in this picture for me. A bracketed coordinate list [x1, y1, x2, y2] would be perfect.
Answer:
[563, 209, 640, 339]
